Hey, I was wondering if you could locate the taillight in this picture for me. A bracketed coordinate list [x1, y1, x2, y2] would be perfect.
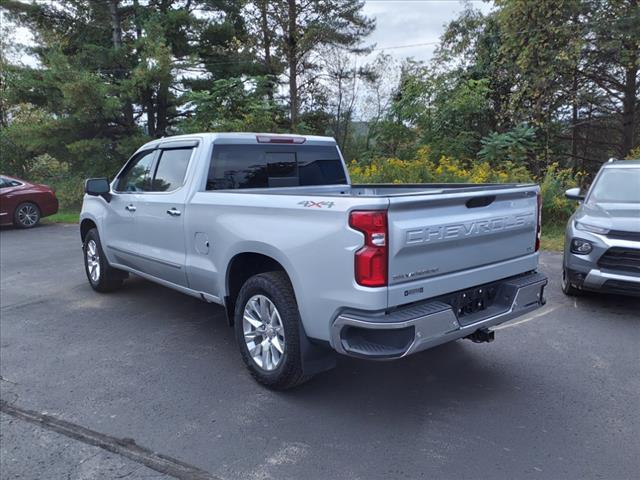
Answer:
[535, 192, 542, 252]
[349, 210, 388, 287]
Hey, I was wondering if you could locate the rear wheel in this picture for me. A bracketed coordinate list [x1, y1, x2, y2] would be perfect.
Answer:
[561, 266, 582, 296]
[14, 202, 40, 228]
[234, 271, 309, 390]
[83, 228, 126, 292]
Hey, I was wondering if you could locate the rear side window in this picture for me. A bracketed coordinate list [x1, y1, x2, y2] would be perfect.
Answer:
[207, 145, 347, 190]
[116, 150, 156, 192]
[150, 148, 192, 192]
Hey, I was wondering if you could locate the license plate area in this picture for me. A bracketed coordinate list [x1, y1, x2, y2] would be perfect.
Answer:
[450, 285, 498, 318]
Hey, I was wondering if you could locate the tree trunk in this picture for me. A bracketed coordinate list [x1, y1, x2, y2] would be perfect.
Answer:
[287, 0, 298, 130]
[620, 59, 637, 158]
[570, 69, 579, 171]
[259, 0, 274, 102]
[107, 0, 122, 50]
[156, 79, 169, 137]
[153, 0, 171, 137]
[133, 0, 156, 136]
[108, 0, 134, 130]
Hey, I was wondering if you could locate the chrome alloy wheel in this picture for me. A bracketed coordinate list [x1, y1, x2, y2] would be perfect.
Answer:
[243, 294, 286, 371]
[17, 204, 38, 226]
[86, 239, 101, 282]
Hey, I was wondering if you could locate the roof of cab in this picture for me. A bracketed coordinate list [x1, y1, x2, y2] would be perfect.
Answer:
[602, 159, 640, 168]
[138, 132, 336, 151]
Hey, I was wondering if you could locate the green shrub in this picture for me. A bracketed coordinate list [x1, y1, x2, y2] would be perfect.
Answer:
[349, 151, 582, 227]
[538, 163, 584, 226]
[53, 176, 85, 211]
[26, 154, 84, 210]
[626, 145, 640, 160]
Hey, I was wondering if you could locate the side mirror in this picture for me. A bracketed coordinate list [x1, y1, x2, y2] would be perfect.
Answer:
[85, 178, 111, 202]
[564, 187, 584, 201]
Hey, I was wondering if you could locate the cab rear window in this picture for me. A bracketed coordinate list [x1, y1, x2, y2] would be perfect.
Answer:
[206, 145, 347, 190]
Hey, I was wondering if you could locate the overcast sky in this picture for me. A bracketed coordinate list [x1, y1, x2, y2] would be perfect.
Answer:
[362, 0, 494, 63]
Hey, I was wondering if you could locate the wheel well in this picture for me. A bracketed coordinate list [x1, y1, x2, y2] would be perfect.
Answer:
[80, 219, 97, 242]
[225, 253, 287, 325]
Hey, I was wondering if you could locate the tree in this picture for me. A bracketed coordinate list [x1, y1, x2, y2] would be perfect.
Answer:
[264, 0, 374, 130]
[581, 0, 640, 158]
[495, 0, 640, 168]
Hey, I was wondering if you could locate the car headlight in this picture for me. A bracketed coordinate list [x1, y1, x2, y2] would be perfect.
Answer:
[570, 238, 593, 254]
[575, 220, 609, 235]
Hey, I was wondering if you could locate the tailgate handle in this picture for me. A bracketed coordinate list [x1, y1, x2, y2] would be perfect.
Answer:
[466, 195, 496, 208]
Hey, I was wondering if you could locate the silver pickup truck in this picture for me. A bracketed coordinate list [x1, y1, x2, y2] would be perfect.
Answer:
[80, 133, 548, 389]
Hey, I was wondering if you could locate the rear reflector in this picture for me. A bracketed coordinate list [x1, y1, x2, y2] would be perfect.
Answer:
[350, 210, 388, 287]
[256, 135, 306, 144]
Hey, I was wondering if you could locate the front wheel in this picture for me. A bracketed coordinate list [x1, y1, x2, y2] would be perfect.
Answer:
[14, 202, 40, 228]
[83, 228, 126, 292]
[234, 271, 309, 390]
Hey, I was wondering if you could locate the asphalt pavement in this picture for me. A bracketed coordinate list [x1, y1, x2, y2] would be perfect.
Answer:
[1, 223, 638, 480]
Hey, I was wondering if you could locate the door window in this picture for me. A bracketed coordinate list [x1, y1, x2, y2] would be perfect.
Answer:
[0, 178, 21, 189]
[150, 148, 193, 192]
[116, 151, 156, 192]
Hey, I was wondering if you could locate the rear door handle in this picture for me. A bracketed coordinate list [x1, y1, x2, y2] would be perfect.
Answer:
[125, 204, 136, 212]
[166, 208, 181, 217]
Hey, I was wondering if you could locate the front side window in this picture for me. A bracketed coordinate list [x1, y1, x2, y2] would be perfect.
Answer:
[150, 148, 192, 192]
[116, 151, 156, 192]
[206, 145, 346, 190]
[0, 178, 21, 189]
[588, 168, 640, 204]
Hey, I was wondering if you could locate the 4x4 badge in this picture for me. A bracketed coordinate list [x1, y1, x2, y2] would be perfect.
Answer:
[298, 200, 335, 209]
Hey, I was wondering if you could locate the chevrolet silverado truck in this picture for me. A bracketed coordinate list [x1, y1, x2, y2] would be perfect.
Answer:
[80, 133, 548, 389]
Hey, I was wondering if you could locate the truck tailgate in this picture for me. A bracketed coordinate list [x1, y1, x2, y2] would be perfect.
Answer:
[386, 186, 539, 307]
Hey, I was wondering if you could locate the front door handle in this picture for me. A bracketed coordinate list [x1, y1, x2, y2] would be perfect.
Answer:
[125, 204, 136, 212]
[166, 208, 181, 217]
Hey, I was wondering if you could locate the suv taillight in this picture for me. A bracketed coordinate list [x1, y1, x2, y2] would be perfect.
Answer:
[349, 210, 388, 287]
[535, 192, 542, 252]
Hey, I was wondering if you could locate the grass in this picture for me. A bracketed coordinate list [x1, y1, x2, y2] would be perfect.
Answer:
[43, 210, 80, 224]
[541, 222, 565, 252]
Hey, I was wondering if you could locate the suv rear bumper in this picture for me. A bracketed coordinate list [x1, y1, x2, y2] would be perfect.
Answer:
[330, 271, 547, 359]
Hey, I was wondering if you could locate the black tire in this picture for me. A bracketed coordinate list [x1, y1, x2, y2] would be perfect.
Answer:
[83, 228, 126, 292]
[13, 202, 40, 228]
[234, 271, 309, 390]
[561, 266, 582, 296]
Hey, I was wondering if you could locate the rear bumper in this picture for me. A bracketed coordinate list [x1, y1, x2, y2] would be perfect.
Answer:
[331, 271, 547, 359]
[41, 196, 59, 217]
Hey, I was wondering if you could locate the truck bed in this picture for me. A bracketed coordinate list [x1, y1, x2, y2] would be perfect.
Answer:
[216, 182, 536, 197]
[199, 180, 541, 314]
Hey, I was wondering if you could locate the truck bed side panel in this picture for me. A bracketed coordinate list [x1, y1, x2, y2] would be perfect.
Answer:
[185, 191, 389, 341]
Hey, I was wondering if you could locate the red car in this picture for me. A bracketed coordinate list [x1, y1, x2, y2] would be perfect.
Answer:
[0, 175, 59, 228]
